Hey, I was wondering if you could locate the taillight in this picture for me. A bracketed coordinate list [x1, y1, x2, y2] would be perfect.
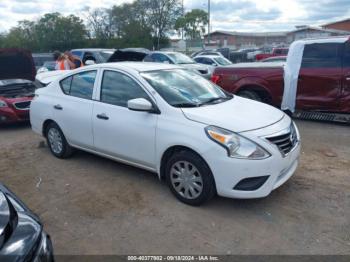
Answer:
[211, 74, 222, 84]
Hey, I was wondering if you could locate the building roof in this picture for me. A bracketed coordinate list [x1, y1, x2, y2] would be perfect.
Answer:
[205, 30, 288, 37]
[288, 26, 350, 35]
[323, 18, 350, 27]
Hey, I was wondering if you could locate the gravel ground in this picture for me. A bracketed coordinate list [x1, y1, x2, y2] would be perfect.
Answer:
[0, 120, 349, 255]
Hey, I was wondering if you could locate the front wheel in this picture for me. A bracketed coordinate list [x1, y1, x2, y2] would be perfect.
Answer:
[165, 150, 216, 206]
[45, 122, 73, 159]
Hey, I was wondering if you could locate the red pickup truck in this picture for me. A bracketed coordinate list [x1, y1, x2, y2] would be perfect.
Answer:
[255, 47, 289, 61]
[211, 38, 350, 121]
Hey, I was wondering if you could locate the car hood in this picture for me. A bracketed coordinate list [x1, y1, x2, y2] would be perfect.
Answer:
[0, 49, 36, 81]
[226, 61, 285, 69]
[107, 48, 150, 62]
[180, 63, 210, 71]
[181, 96, 285, 133]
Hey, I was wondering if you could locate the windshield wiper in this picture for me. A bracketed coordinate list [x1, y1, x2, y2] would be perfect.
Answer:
[198, 96, 231, 106]
[172, 102, 199, 108]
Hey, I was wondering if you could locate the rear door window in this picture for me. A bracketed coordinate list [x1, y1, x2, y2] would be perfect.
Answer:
[302, 43, 342, 68]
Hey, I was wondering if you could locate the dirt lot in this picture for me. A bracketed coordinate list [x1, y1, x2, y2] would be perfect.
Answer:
[0, 120, 349, 255]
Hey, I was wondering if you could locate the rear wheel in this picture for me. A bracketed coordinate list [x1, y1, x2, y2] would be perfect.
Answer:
[237, 90, 262, 102]
[165, 150, 216, 206]
[45, 122, 73, 159]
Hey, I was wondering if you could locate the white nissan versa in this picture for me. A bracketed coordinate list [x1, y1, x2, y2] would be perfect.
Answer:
[30, 62, 300, 205]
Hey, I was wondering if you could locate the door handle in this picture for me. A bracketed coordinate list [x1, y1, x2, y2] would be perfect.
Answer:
[54, 104, 63, 110]
[96, 113, 109, 120]
[346, 77, 350, 81]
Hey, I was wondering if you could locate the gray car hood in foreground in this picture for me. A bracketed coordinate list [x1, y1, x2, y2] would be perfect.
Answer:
[181, 96, 285, 133]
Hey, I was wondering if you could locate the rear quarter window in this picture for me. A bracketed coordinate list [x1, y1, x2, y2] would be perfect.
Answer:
[59, 70, 97, 99]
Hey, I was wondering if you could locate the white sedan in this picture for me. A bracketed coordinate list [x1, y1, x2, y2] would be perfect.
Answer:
[30, 63, 300, 205]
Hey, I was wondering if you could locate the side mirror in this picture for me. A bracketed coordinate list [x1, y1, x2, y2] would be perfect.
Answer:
[212, 63, 217, 66]
[127, 98, 153, 112]
[85, 60, 95, 66]
[163, 60, 170, 64]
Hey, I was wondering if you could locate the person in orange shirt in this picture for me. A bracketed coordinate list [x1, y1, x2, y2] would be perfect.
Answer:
[64, 51, 84, 69]
[54, 52, 71, 70]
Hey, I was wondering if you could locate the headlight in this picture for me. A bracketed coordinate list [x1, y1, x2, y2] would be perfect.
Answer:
[205, 126, 271, 159]
[0, 100, 8, 108]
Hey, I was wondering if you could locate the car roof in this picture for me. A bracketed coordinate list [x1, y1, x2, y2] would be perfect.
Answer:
[194, 55, 222, 59]
[88, 62, 182, 72]
[71, 48, 116, 52]
[150, 51, 181, 55]
[295, 36, 349, 45]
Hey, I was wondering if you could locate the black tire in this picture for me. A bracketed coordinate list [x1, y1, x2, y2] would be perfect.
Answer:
[45, 122, 73, 159]
[237, 90, 262, 102]
[165, 150, 216, 206]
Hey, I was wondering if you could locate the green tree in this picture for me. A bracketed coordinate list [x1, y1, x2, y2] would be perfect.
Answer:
[2, 20, 37, 50]
[143, 0, 182, 49]
[35, 13, 87, 51]
[175, 9, 208, 40]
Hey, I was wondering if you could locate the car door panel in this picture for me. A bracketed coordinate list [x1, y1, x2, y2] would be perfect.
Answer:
[92, 70, 158, 169]
[53, 70, 97, 149]
[297, 43, 342, 111]
[341, 42, 350, 112]
[93, 103, 157, 168]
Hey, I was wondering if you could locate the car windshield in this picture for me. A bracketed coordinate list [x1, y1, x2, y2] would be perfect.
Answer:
[141, 69, 232, 107]
[167, 53, 195, 64]
[99, 51, 114, 61]
[214, 57, 231, 66]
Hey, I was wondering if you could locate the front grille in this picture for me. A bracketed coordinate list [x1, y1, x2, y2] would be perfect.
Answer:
[266, 124, 298, 156]
[14, 101, 31, 110]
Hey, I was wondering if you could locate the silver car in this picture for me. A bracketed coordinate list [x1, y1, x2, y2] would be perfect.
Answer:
[143, 51, 213, 79]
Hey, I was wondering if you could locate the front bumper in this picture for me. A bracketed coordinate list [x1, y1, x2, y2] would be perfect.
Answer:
[202, 119, 301, 199]
[32, 231, 54, 262]
[0, 107, 30, 124]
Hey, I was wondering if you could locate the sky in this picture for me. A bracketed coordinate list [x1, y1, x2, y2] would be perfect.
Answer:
[0, 0, 350, 33]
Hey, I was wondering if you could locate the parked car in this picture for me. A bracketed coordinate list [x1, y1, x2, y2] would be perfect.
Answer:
[107, 48, 150, 62]
[191, 50, 224, 58]
[32, 53, 55, 71]
[71, 48, 116, 64]
[255, 47, 289, 61]
[228, 49, 253, 63]
[261, 56, 287, 63]
[143, 51, 213, 79]
[37, 61, 57, 74]
[211, 37, 350, 118]
[246, 49, 262, 61]
[194, 55, 232, 67]
[0, 48, 37, 124]
[0, 183, 54, 260]
[30, 62, 300, 205]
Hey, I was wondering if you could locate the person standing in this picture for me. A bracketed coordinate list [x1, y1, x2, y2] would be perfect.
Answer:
[54, 52, 71, 70]
[65, 51, 84, 69]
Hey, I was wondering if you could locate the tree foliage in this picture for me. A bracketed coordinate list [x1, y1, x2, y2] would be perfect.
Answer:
[0, 0, 183, 52]
[175, 9, 208, 40]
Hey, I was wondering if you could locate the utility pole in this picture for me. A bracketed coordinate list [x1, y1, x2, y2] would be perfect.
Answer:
[182, 0, 184, 40]
[207, 0, 210, 45]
